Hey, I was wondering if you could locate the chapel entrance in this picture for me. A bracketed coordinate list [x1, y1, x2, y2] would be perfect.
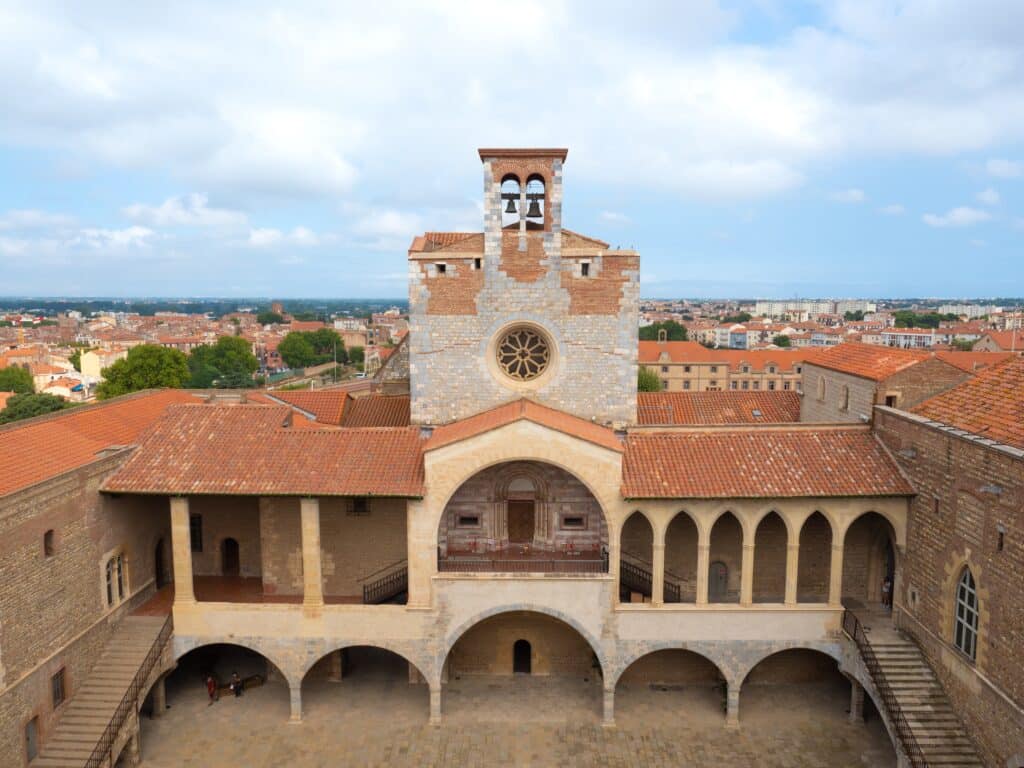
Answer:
[507, 500, 535, 543]
[221, 538, 240, 576]
[513, 640, 532, 674]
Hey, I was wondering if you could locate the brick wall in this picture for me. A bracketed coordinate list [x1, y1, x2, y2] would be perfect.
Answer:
[0, 455, 167, 764]
[258, 497, 303, 596]
[752, 513, 787, 602]
[665, 514, 699, 601]
[882, 358, 970, 411]
[797, 512, 832, 602]
[874, 408, 1024, 767]
[617, 649, 723, 686]
[745, 649, 839, 685]
[319, 497, 407, 597]
[189, 496, 262, 578]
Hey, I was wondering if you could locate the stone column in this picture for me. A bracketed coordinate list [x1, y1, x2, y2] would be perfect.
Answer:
[429, 684, 442, 726]
[170, 497, 195, 604]
[828, 542, 845, 606]
[328, 650, 343, 683]
[602, 687, 616, 727]
[740, 538, 755, 606]
[289, 683, 303, 723]
[849, 679, 864, 723]
[725, 683, 740, 728]
[784, 534, 800, 605]
[651, 541, 666, 606]
[696, 534, 711, 605]
[150, 675, 166, 718]
[300, 498, 324, 608]
[124, 729, 141, 767]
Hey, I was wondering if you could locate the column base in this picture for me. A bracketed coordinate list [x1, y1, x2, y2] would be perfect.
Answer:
[725, 718, 740, 730]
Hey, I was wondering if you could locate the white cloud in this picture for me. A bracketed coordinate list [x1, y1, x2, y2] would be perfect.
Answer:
[976, 187, 1000, 205]
[246, 226, 321, 248]
[921, 207, 992, 228]
[830, 188, 866, 203]
[123, 193, 247, 230]
[878, 204, 905, 215]
[72, 226, 154, 248]
[986, 158, 1022, 178]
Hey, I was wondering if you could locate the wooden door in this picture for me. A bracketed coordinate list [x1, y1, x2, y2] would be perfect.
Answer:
[507, 501, 535, 544]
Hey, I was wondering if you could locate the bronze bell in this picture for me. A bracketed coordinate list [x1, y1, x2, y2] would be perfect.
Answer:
[505, 198, 517, 214]
[526, 200, 542, 218]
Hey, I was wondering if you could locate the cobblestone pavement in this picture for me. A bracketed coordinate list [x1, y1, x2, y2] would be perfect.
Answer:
[139, 675, 896, 768]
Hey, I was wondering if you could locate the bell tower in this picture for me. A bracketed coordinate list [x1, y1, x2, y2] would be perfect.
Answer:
[408, 148, 639, 428]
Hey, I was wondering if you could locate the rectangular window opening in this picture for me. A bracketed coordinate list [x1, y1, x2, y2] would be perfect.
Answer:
[562, 516, 585, 529]
[189, 513, 203, 552]
[457, 515, 480, 527]
[435, 263, 447, 274]
[52, 668, 66, 708]
[347, 497, 371, 516]
[473, 258, 481, 270]
[581, 262, 590, 277]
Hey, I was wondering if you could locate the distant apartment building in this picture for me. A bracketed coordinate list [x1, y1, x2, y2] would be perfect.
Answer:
[80, 347, 128, 379]
[754, 299, 834, 318]
[881, 328, 936, 349]
[937, 303, 1001, 318]
[834, 299, 878, 315]
[639, 340, 805, 392]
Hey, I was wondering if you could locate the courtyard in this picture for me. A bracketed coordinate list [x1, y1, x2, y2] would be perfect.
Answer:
[137, 647, 896, 768]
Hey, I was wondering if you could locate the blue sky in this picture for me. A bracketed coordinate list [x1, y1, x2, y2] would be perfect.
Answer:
[1, 1, 1023, 299]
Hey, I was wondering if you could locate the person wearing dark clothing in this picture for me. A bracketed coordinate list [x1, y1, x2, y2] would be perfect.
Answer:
[206, 676, 217, 705]
[231, 671, 243, 697]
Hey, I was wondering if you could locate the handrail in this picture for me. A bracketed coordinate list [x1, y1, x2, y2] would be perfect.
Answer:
[85, 614, 173, 768]
[358, 557, 408, 583]
[438, 557, 608, 575]
[363, 564, 408, 604]
[842, 610, 927, 768]
[619, 559, 652, 596]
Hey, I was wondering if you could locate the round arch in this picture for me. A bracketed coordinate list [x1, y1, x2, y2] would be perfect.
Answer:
[168, 641, 293, 695]
[441, 606, 607, 678]
[738, 645, 841, 687]
[610, 644, 727, 690]
[299, 642, 429, 684]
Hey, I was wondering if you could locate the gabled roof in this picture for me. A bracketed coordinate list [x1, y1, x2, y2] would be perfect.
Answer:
[622, 427, 913, 499]
[341, 394, 411, 427]
[911, 357, 1024, 450]
[933, 350, 1013, 373]
[637, 341, 806, 371]
[425, 399, 623, 453]
[637, 391, 800, 425]
[802, 342, 932, 381]
[266, 389, 350, 425]
[0, 389, 196, 497]
[978, 329, 1022, 351]
[101, 405, 424, 497]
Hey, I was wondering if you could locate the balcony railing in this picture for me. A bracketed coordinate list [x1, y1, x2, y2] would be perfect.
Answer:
[438, 553, 608, 574]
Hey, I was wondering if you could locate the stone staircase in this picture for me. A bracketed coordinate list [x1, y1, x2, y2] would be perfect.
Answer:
[32, 614, 169, 768]
[849, 612, 983, 767]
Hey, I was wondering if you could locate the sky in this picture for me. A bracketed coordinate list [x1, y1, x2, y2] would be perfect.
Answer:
[1, 0, 1023, 300]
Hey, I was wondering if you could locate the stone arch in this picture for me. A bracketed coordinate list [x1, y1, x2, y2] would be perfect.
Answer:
[442, 606, 607, 678]
[737, 644, 842, 688]
[664, 510, 700, 603]
[609, 644, 728, 690]
[171, 640, 294, 690]
[299, 642, 430, 684]
[841, 511, 899, 607]
[797, 511, 833, 602]
[708, 510, 743, 603]
[751, 506, 794, 541]
[619, 510, 655, 601]
[836, 507, 902, 547]
[752, 510, 788, 603]
[941, 553, 988, 665]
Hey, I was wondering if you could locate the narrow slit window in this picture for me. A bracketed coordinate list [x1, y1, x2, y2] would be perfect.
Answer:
[457, 515, 480, 527]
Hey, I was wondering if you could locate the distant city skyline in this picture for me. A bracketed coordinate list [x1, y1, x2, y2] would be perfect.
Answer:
[2, 2, 1024, 297]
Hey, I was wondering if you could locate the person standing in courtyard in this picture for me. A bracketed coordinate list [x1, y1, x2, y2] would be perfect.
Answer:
[206, 675, 217, 705]
[881, 576, 892, 609]
[232, 671, 243, 697]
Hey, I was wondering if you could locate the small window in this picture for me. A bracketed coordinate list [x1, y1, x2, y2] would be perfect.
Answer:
[561, 516, 585, 529]
[435, 263, 447, 275]
[730, 381, 738, 390]
[752, 381, 760, 390]
[683, 365, 691, 373]
[742, 366, 749, 373]
[816, 377, 826, 401]
[741, 381, 749, 390]
[473, 258, 481, 270]
[796, 366, 802, 374]
[661, 366, 669, 373]
[660, 380, 668, 390]
[683, 380, 691, 390]
[52, 668, 66, 708]
[953, 568, 979, 660]
[457, 515, 480, 527]
[768, 381, 776, 391]
[105, 554, 126, 607]
[840, 385, 850, 411]
[885, 395, 898, 408]
[783, 382, 790, 391]
[709, 380, 717, 388]
[996, 524, 1005, 552]
[768, 366, 775, 373]
[347, 497, 371, 516]
[44, 529, 55, 557]
[189, 513, 203, 552]
[710, 366, 718, 373]
[581, 262, 590, 277]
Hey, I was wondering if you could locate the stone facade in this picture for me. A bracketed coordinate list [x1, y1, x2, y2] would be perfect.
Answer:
[874, 406, 1024, 768]
[408, 150, 639, 428]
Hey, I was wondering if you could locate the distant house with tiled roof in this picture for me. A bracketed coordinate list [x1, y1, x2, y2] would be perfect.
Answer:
[972, 329, 1023, 355]
[638, 340, 806, 393]
[800, 342, 970, 422]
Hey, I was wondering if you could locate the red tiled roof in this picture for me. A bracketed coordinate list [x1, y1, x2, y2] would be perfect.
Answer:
[341, 395, 411, 427]
[638, 341, 807, 372]
[267, 390, 350, 425]
[911, 357, 1024, 450]
[102, 405, 424, 496]
[425, 399, 623, 453]
[622, 428, 913, 499]
[977, 330, 1023, 351]
[0, 389, 196, 497]
[802, 342, 931, 381]
[637, 391, 800, 425]
[933, 350, 1013, 373]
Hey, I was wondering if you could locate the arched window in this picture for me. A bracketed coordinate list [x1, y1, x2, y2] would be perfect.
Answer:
[44, 529, 55, 557]
[500, 175, 521, 228]
[840, 385, 850, 411]
[525, 175, 545, 225]
[105, 553, 126, 608]
[953, 568, 979, 660]
[816, 376, 826, 401]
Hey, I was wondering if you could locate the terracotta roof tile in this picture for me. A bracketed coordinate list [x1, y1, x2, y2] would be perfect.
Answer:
[266, 390, 350, 425]
[102, 405, 424, 496]
[622, 428, 913, 499]
[802, 342, 931, 381]
[933, 350, 1013, 373]
[425, 399, 622, 453]
[637, 391, 800, 425]
[911, 357, 1024, 450]
[0, 389, 196, 497]
[341, 395, 410, 427]
[977, 330, 1023, 351]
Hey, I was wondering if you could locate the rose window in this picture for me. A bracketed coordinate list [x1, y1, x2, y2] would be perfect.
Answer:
[496, 327, 551, 381]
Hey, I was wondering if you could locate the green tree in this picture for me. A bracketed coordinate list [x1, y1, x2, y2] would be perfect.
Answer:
[772, 334, 792, 347]
[347, 346, 365, 365]
[0, 366, 34, 394]
[951, 338, 975, 351]
[638, 366, 663, 392]
[843, 310, 865, 321]
[188, 336, 259, 388]
[277, 332, 318, 368]
[96, 345, 190, 400]
[69, 349, 82, 372]
[0, 392, 68, 424]
[722, 312, 752, 323]
[638, 320, 688, 341]
[257, 311, 284, 325]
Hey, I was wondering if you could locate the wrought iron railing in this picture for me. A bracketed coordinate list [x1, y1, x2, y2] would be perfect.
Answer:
[620, 551, 685, 602]
[619, 559, 652, 596]
[85, 614, 173, 768]
[362, 565, 408, 604]
[438, 556, 608, 575]
[842, 610, 927, 768]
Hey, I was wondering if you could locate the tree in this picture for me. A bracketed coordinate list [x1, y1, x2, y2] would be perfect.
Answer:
[96, 345, 190, 400]
[772, 334, 792, 347]
[951, 338, 975, 351]
[639, 320, 688, 342]
[638, 366, 663, 392]
[843, 310, 865, 321]
[277, 332, 318, 368]
[0, 366, 34, 394]
[69, 349, 83, 372]
[188, 336, 259, 388]
[722, 312, 752, 323]
[0, 392, 68, 424]
[347, 346, 365, 365]
[257, 311, 284, 325]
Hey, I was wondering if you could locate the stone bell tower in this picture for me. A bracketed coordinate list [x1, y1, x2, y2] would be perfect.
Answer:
[407, 148, 639, 428]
